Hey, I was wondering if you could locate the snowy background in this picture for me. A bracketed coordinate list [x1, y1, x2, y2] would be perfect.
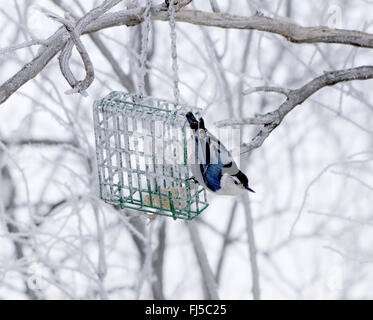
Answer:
[0, 0, 373, 299]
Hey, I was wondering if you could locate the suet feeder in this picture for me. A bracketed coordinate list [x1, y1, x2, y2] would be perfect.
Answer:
[93, 91, 209, 220]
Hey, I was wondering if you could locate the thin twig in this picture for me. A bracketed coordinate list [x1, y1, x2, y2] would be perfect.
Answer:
[243, 85, 291, 97]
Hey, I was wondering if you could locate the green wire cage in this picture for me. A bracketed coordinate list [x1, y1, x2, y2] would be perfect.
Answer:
[93, 91, 209, 220]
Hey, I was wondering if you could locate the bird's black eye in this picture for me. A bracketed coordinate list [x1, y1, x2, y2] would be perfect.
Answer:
[234, 180, 238, 185]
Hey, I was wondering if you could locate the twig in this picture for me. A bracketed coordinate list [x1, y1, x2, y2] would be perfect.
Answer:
[241, 195, 261, 300]
[324, 245, 373, 264]
[215, 115, 276, 127]
[209, 0, 220, 13]
[215, 200, 238, 285]
[243, 85, 291, 97]
[93, 205, 108, 299]
[0, 40, 46, 55]
[0, 164, 39, 300]
[186, 221, 219, 300]
[289, 155, 373, 238]
[151, 219, 166, 299]
[1, 138, 76, 147]
[308, 210, 373, 227]
[331, 170, 373, 191]
[235, 66, 373, 154]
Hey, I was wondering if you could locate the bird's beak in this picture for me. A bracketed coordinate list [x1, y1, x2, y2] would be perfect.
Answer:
[246, 186, 255, 193]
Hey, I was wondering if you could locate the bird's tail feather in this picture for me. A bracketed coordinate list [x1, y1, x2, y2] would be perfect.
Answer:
[186, 112, 199, 130]
[186, 112, 205, 130]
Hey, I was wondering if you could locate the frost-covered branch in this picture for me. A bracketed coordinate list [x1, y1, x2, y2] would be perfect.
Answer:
[157, 9, 373, 48]
[216, 66, 373, 154]
[243, 86, 291, 97]
[41, 0, 122, 95]
[49, 0, 135, 91]
[3, 6, 373, 104]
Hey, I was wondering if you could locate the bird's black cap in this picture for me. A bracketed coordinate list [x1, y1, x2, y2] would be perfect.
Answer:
[235, 170, 255, 193]
[186, 112, 205, 130]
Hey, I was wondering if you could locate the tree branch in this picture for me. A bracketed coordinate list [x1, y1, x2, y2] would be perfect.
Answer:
[242, 195, 260, 300]
[157, 9, 373, 48]
[243, 86, 291, 97]
[1, 138, 76, 147]
[3, 6, 373, 104]
[186, 221, 219, 300]
[49, 0, 135, 92]
[216, 66, 373, 154]
[0, 164, 39, 299]
[215, 200, 238, 285]
[41, 0, 122, 95]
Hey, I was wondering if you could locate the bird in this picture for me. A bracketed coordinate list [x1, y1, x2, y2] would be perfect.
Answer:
[185, 112, 255, 196]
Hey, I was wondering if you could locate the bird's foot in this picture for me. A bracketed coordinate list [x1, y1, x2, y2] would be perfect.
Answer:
[186, 176, 199, 184]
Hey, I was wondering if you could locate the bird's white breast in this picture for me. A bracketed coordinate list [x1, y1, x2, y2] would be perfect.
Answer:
[215, 175, 247, 196]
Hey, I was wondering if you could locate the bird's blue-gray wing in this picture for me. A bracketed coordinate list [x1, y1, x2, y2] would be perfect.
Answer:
[193, 133, 227, 191]
[205, 131, 240, 176]
[199, 163, 223, 191]
[191, 129, 239, 191]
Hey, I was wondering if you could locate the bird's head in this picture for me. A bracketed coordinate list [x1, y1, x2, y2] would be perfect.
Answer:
[219, 171, 255, 195]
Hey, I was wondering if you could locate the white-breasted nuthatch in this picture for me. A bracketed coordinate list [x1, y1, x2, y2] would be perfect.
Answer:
[186, 112, 255, 196]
